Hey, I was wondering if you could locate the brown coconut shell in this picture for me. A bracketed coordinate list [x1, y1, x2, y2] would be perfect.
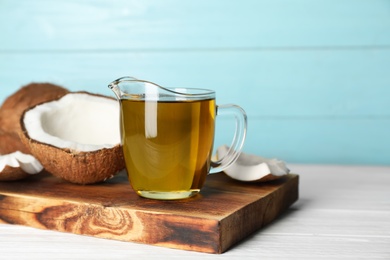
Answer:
[20, 93, 125, 184]
[0, 165, 30, 181]
[0, 130, 29, 154]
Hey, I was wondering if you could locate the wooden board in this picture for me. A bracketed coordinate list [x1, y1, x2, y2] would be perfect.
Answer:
[0, 171, 298, 254]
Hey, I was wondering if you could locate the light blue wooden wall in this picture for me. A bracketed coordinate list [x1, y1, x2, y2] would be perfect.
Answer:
[1, 0, 389, 165]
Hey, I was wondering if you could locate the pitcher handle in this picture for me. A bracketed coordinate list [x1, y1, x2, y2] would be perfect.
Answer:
[210, 104, 247, 174]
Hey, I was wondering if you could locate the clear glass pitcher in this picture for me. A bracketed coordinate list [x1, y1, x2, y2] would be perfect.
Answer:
[109, 76, 247, 200]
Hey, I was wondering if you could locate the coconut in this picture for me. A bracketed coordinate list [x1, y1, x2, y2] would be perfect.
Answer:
[216, 145, 290, 182]
[0, 151, 43, 181]
[0, 131, 36, 181]
[0, 130, 27, 154]
[20, 92, 124, 184]
[0, 82, 69, 133]
[0, 83, 69, 181]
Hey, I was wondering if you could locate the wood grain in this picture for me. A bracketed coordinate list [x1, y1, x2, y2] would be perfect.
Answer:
[1, 164, 389, 259]
[0, 171, 298, 254]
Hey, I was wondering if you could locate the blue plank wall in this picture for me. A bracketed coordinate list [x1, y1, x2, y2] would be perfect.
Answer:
[0, 0, 389, 165]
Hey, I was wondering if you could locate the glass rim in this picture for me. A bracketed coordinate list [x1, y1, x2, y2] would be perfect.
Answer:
[111, 77, 216, 100]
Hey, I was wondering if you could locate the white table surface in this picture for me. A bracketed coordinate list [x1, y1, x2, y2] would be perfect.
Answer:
[1, 164, 389, 259]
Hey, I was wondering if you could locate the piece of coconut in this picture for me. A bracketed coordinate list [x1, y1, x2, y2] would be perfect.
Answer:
[0, 83, 69, 181]
[0, 83, 69, 133]
[0, 151, 43, 181]
[216, 145, 290, 182]
[0, 83, 69, 154]
[20, 92, 125, 184]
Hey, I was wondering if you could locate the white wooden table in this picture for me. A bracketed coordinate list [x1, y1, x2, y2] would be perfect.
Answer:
[1, 164, 389, 259]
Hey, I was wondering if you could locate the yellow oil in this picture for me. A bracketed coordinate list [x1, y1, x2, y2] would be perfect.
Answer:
[120, 98, 216, 199]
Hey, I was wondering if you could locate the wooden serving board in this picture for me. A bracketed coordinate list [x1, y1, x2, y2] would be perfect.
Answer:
[0, 171, 298, 254]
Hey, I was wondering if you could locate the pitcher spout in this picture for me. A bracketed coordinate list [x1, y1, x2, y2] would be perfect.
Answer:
[108, 76, 139, 100]
[108, 82, 121, 100]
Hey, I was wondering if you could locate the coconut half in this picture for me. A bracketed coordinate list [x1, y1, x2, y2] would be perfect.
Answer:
[0, 151, 43, 181]
[217, 145, 290, 182]
[0, 83, 69, 181]
[20, 92, 125, 184]
[0, 83, 69, 134]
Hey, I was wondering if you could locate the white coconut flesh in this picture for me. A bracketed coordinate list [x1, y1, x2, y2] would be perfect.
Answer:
[216, 145, 290, 182]
[23, 93, 120, 152]
[0, 151, 43, 174]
